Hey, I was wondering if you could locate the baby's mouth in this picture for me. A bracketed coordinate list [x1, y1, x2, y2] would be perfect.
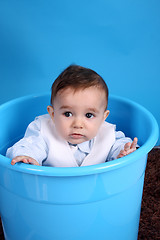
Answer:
[70, 133, 84, 139]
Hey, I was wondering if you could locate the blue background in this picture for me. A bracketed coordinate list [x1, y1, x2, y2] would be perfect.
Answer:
[0, 0, 159, 145]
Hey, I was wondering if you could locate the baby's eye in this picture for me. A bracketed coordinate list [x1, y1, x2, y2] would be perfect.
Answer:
[85, 113, 94, 119]
[64, 112, 72, 117]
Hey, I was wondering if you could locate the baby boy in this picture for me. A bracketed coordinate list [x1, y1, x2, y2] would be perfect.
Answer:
[6, 65, 137, 167]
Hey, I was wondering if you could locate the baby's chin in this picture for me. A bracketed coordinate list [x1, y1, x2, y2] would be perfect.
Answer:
[68, 139, 86, 145]
[68, 137, 90, 145]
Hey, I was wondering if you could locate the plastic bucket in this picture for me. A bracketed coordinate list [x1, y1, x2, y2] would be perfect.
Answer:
[0, 94, 159, 240]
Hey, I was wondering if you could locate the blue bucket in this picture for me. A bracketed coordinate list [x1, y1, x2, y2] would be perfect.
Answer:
[0, 94, 158, 240]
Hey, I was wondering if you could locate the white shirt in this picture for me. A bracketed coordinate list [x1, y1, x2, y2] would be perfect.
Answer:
[6, 114, 133, 166]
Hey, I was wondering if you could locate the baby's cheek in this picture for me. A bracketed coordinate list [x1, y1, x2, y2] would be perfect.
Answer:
[88, 127, 98, 139]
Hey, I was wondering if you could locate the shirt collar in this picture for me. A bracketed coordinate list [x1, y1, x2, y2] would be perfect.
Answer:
[70, 139, 93, 154]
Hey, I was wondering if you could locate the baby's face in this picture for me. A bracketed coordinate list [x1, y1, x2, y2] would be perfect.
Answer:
[48, 87, 109, 144]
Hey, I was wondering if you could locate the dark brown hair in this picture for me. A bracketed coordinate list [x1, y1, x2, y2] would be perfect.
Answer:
[51, 65, 109, 108]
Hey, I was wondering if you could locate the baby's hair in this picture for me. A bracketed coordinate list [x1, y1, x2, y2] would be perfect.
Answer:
[51, 65, 109, 108]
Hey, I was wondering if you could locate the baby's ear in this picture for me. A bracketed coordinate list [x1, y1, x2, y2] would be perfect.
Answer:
[103, 110, 110, 121]
[47, 105, 54, 119]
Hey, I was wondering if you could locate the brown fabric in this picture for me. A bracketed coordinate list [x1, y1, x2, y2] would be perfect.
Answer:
[0, 148, 160, 239]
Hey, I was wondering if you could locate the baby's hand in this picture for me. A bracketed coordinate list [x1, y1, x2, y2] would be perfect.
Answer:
[11, 156, 40, 166]
[117, 137, 138, 159]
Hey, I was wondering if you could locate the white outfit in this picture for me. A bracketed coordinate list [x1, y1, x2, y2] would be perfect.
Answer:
[6, 114, 132, 167]
[39, 116, 115, 167]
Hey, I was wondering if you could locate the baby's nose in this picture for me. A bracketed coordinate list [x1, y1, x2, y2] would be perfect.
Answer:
[73, 117, 83, 128]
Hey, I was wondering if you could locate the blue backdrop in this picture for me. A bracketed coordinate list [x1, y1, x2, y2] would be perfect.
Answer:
[0, 0, 159, 145]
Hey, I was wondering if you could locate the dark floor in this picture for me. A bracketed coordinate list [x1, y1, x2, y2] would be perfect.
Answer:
[0, 148, 160, 239]
[138, 148, 160, 240]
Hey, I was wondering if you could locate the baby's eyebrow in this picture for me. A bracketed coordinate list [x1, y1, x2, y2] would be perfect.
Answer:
[59, 105, 71, 110]
[87, 108, 99, 114]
